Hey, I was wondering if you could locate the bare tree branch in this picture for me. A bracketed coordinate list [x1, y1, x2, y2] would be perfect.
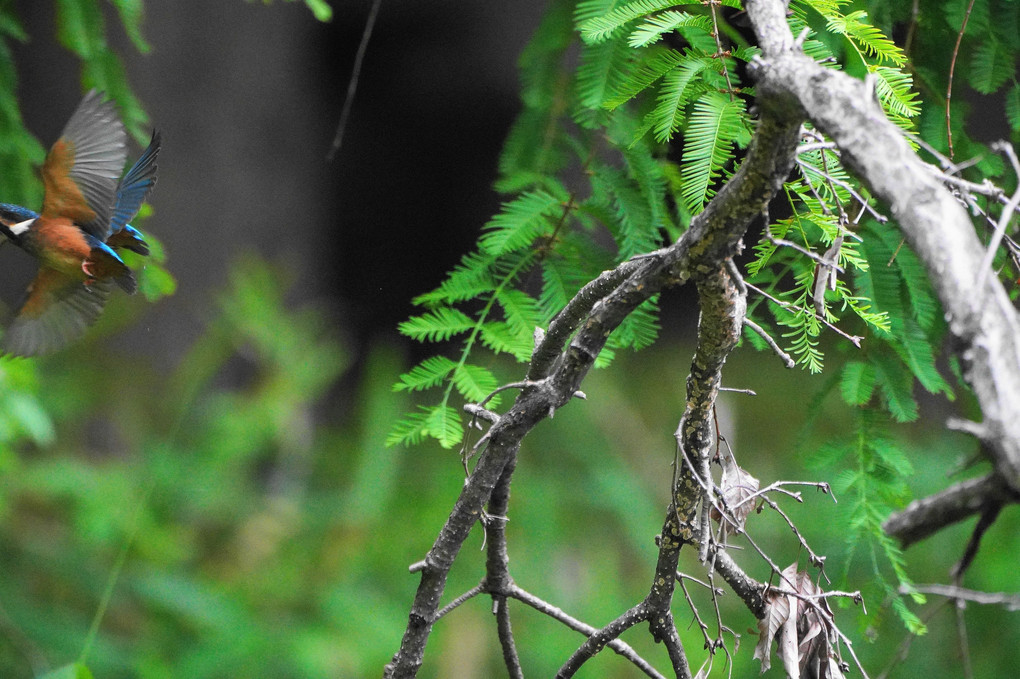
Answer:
[883, 473, 1020, 548]
[906, 583, 1020, 611]
[747, 0, 1020, 493]
[384, 30, 802, 671]
[385, 1, 1020, 676]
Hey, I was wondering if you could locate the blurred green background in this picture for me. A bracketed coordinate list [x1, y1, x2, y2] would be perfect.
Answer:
[0, 1, 1018, 678]
[2, 270, 1017, 677]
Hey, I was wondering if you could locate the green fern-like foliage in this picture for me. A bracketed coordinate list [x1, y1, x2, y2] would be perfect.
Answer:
[55, 0, 151, 141]
[0, 8, 46, 208]
[391, 0, 930, 453]
[388, 0, 1009, 643]
[809, 407, 927, 636]
[392, 0, 706, 449]
[383, 0, 1020, 652]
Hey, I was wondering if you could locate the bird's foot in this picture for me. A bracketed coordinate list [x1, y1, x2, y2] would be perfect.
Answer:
[81, 261, 97, 282]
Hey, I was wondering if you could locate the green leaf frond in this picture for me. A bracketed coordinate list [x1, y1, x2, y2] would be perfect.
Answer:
[871, 350, 918, 422]
[627, 10, 713, 48]
[109, 0, 150, 52]
[588, 164, 661, 258]
[870, 65, 921, 127]
[540, 256, 573, 319]
[781, 313, 825, 373]
[794, 144, 853, 206]
[609, 294, 660, 350]
[575, 37, 635, 127]
[602, 46, 684, 110]
[647, 53, 714, 142]
[413, 250, 499, 308]
[496, 288, 545, 343]
[746, 218, 793, 277]
[970, 36, 1016, 95]
[577, 0, 681, 44]
[892, 317, 953, 398]
[1006, 83, 1020, 132]
[800, 405, 924, 632]
[393, 0, 932, 449]
[56, 0, 150, 141]
[395, 356, 458, 393]
[480, 190, 566, 256]
[840, 360, 877, 406]
[480, 321, 535, 361]
[773, 268, 826, 373]
[452, 363, 500, 403]
[387, 405, 463, 449]
[497, 0, 576, 192]
[520, 0, 575, 108]
[398, 307, 476, 343]
[619, 135, 675, 233]
[825, 9, 906, 66]
[679, 92, 747, 214]
[497, 108, 571, 194]
[834, 281, 891, 333]
[880, 240, 939, 333]
[539, 234, 613, 318]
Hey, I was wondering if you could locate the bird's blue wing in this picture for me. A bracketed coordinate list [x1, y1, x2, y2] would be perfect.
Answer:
[110, 130, 161, 236]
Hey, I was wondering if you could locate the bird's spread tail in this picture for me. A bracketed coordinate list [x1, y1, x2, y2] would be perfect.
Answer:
[84, 235, 137, 294]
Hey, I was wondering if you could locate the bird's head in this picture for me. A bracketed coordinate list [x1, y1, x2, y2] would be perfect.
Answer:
[0, 203, 37, 244]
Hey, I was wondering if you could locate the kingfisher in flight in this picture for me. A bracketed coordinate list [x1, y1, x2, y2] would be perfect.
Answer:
[0, 90, 161, 357]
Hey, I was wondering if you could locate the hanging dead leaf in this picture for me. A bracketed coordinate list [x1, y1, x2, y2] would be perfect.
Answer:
[754, 563, 846, 679]
[712, 448, 760, 535]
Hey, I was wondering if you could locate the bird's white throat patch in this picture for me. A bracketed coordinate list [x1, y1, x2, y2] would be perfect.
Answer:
[8, 218, 33, 236]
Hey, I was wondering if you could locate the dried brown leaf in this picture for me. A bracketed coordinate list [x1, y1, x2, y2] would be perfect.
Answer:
[781, 594, 801, 679]
[754, 577, 792, 673]
[714, 450, 760, 534]
[755, 563, 852, 678]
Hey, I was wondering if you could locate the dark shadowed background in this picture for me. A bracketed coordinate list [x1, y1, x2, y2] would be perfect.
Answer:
[10, 0, 546, 367]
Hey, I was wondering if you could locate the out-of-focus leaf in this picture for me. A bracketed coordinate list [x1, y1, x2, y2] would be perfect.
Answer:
[138, 263, 177, 301]
[109, 0, 150, 52]
[39, 663, 94, 679]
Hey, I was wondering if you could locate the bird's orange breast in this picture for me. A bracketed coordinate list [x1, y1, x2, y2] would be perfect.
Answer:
[33, 217, 93, 278]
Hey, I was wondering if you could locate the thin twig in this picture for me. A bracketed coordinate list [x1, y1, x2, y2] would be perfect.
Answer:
[719, 386, 757, 395]
[436, 584, 485, 619]
[946, 0, 977, 159]
[975, 142, 1020, 294]
[495, 597, 524, 679]
[903, 0, 920, 56]
[956, 593, 973, 679]
[508, 586, 667, 679]
[327, 0, 384, 160]
[745, 281, 864, 347]
[743, 318, 795, 369]
[796, 141, 838, 154]
[678, 576, 716, 652]
[677, 571, 725, 595]
[767, 231, 845, 273]
[951, 502, 1002, 579]
[708, 0, 736, 98]
[734, 480, 836, 508]
[797, 158, 888, 223]
[769, 587, 864, 606]
[907, 583, 1020, 611]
